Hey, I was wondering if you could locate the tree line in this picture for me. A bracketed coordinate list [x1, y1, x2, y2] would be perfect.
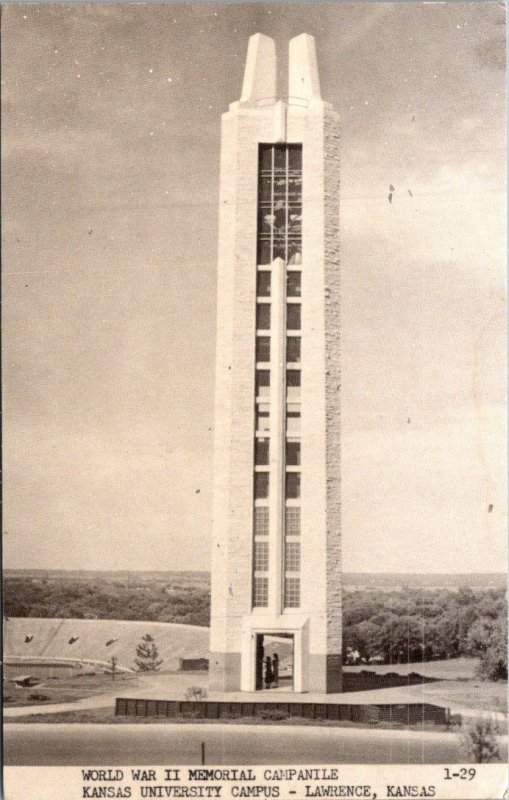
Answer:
[343, 585, 507, 680]
[3, 576, 210, 627]
[4, 577, 507, 680]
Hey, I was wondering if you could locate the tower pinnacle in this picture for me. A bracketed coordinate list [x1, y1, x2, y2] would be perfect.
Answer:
[289, 33, 322, 104]
[239, 32, 322, 107]
[240, 33, 276, 106]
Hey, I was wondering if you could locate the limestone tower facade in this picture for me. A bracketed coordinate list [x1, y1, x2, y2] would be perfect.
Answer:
[209, 33, 341, 693]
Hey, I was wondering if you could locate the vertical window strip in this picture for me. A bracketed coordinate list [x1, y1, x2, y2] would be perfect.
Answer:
[254, 540, 269, 572]
[253, 576, 269, 607]
[285, 506, 301, 536]
[254, 506, 269, 536]
[257, 145, 302, 265]
[285, 541, 300, 572]
[284, 577, 300, 608]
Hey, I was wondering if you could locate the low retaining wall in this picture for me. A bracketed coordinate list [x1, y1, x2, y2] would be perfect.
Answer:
[342, 670, 436, 693]
[115, 698, 450, 726]
[6, 660, 78, 670]
[176, 665, 438, 688]
[5, 655, 131, 673]
[180, 658, 209, 671]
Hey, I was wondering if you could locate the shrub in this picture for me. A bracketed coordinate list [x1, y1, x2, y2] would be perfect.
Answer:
[185, 686, 208, 701]
[28, 693, 50, 702]
[460, 716, 501, 763]
[259, 708, 289, 721]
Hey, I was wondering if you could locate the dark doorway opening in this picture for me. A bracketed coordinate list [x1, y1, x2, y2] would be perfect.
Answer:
[255, 633, 294, 691]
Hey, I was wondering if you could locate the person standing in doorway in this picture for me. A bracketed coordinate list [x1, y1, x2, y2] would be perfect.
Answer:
[272, 653, 279, 688]
[264, 656, 273, 689]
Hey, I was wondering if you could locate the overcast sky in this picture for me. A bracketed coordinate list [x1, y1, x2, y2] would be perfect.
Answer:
[2, 2, 506, 573]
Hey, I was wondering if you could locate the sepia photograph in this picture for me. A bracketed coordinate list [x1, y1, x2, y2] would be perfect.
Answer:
[1, 1, 507, 797]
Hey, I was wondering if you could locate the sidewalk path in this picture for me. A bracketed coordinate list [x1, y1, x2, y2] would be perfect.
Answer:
[4, 670, 508, 723]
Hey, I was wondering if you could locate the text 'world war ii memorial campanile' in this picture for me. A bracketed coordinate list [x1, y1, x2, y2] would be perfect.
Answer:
[209, 33, 341, 694]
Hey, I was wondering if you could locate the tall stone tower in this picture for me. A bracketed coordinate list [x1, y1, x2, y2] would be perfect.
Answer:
[209, 33, 341, 694]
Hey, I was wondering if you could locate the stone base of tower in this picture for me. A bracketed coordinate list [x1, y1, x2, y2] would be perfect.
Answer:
[208, 650, 342, 694]
[209, 615, 342, 694]
[208, 652, 242, 692]
[308, 653, 343, 693]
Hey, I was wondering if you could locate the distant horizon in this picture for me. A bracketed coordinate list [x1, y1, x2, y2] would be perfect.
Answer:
[5, 568, 507, 577]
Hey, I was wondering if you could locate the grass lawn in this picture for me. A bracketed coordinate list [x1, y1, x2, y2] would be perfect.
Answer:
[4, 706, 456, 731]
[3, 673, 139, 707]
[418, 679, 508, 714]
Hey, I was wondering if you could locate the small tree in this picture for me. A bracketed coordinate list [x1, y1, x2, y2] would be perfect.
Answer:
[134, 634, 163, 672]
[461, 717, 501, 763]
[185, 686, 208, 701]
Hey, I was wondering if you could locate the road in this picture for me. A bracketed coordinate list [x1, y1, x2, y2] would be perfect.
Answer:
[6, 722, 504, 766]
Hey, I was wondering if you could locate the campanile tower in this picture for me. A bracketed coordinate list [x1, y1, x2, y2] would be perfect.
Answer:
[209, 33, 341, 693]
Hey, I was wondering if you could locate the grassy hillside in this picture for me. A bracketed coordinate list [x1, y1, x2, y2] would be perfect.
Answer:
[4, 618, 209, 671]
